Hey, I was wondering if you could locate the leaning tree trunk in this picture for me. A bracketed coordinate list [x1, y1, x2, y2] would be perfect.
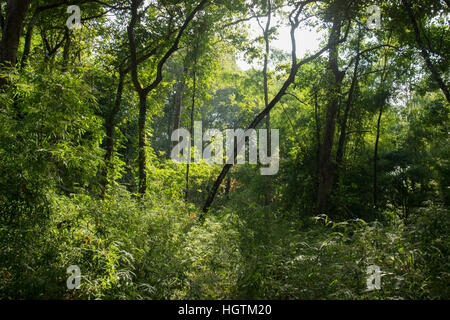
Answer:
[335, 28, 362, 169]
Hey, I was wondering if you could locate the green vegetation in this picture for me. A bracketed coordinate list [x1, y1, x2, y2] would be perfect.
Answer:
[0, 0, 448, 300]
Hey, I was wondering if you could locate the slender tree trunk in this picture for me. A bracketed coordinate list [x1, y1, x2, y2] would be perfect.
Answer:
[20, 7, 39, 70]
[373, 53, 390, 208]
[173, 66, 188, 148]
[225, 176, 231, 200]
[313, 88, 321, 192]
[316, 16, 345, 216]
[186, 62, 196, 201]
[41, 29, 67, 70]
[127, 0, 206, 196]
[262, 0, 272, 206]
[336, 31, 361, 167]
[373, 48, 388, 208]
[202, 2, 340, 215]
[264, 114, 271, 205]
[0, 2, 4, 32]
[101, 71, 125, 196]
[403, 0, 450, 103]
[373, 104, 383, 208]
[62, 29, 71, 72]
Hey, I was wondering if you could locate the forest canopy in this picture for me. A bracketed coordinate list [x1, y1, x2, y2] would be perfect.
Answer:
[0, 0, 448, 300]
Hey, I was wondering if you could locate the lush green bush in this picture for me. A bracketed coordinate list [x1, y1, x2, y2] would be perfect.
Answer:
[2, 184, 447, 299]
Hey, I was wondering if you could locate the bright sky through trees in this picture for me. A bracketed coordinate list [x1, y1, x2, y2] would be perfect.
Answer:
[236, 15, 323, 70]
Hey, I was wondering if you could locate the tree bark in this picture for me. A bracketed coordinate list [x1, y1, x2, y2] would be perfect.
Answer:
[313, 88, 321, 192]
[316, 15, 345, 216]
[62, 29, 71, 72]
[186, 62, 196, 201]
[101, 71, 125, 196]
[0, 0, 31, 88]
[0, 2, 4, 32]
[225, 176, 231, 200]
[202, 2, 343, 216]
[20, 6, 39, 70]
[261, 0, 272, 206]
[172, 66, 188, 148]
[20, 0, 96, 70]
[127, 0, 207, 196]
[373, 55, 390, 208]
[336, 30, 361, 167]
[373, 104, 383, 208]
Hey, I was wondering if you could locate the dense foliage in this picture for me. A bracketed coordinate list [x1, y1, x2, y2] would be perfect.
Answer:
[0, 0, 448, 299]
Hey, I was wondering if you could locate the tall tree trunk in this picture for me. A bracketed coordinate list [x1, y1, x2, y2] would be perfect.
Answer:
[62, 29, 71, 72]
[185, 62, 196, 201]
[313, 88, 321, 193]
[0, 2, 4, 32]
[101, 71, 125, 196]
[127, 0, 207, 196]
[335, 29, 361, 168]
[172, 66, 188, 148]
[373, 104, 383, 208]
[316, 16, 345, 216]
[225, 176, 231, 200]
[264, 113, 271, 205]
[0, 0, 31, 88]
[262, 0, 272, 206]
[20, 7, 39, 70]
[373, 56, 390, 208]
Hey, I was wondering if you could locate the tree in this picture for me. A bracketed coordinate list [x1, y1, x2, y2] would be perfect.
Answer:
[401, 0, 449, 103]
[126, 0, 208, 195]
[202, 0, 346, 215]
[255, 0, 273, 205]
[316, 0, 348, 216]
[0, 0, 31, 88]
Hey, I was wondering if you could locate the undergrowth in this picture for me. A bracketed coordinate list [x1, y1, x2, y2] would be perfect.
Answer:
[1, 188, 448, 300]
